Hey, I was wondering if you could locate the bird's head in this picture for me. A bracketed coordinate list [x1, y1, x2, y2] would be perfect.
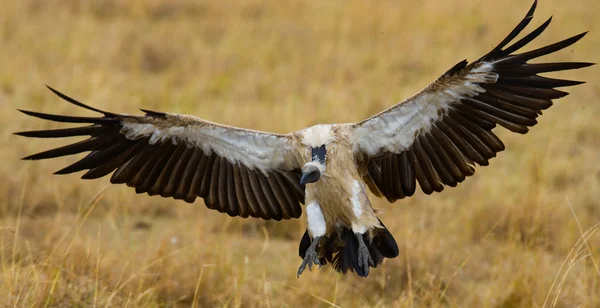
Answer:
[300, 145, 326, 185]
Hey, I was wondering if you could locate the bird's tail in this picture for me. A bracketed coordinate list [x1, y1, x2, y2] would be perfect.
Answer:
[298, 219, 399, 277]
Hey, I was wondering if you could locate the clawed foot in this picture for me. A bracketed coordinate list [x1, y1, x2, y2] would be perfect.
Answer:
[297, 237, 321, 277]
[356, 234, 374, 276]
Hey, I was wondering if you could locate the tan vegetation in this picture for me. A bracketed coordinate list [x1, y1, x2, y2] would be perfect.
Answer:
[1, 0, 599, 306]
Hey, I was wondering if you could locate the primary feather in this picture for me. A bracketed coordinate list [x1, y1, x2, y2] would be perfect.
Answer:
[350, 0, 593, 202]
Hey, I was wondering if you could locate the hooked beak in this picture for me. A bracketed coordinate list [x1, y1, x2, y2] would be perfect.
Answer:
[300, 173, 311, 185]
[300, 170, 320, 185]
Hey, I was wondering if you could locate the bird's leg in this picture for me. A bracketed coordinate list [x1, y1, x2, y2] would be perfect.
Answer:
[297, 236, 321, 277]
[356, 233, 374, 275]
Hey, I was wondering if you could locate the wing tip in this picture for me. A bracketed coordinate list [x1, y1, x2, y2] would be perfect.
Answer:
[45, 85, 114, 116]
[17, 109, 34, 116]
[22, 154, 42, 161]
[572, 31, 589, 41]
[53, 169, 70, 175]
[527, 0, 537, 19]
[478, 0, 540, 62]
[541, 15, 553, 28]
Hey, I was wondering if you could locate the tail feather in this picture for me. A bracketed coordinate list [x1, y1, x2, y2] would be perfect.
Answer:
[346, 230, 364, 276]
[368, 242, 385, 266]
[298, 219, 399, 277]
[331, 231, 354, 274]
[373, 219, 400, 258]
[298, 230, 311, 258]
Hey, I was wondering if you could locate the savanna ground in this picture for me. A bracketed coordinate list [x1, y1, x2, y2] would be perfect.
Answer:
[1, 0, 599, 307]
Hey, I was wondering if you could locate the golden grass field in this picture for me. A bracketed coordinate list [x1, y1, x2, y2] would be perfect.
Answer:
[1, 0, 600, 306]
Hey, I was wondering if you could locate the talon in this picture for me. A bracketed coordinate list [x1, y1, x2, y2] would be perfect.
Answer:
[358, 252, 363, 268]
[297, 236, 321, 277]
[356, 233, 373, 276]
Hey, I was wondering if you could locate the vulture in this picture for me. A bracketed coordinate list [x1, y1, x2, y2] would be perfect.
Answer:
[16, 1, 593, 277]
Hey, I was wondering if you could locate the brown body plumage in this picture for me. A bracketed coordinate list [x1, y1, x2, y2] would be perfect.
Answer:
[294, 126, 380, 237]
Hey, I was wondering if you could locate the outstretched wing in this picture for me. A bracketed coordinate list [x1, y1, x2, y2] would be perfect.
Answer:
[350, 1, 593, 202]
[16, 87, 304, 220]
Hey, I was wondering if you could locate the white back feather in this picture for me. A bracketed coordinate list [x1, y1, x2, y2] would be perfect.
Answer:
[300, 124, 336, 147]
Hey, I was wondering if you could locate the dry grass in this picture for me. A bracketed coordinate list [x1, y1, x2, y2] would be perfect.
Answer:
[1, 0, 600, 307]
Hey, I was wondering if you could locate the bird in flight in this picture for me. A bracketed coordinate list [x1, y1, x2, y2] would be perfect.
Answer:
[16, 1, 593, 277]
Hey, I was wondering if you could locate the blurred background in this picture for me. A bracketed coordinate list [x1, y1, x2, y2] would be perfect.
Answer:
[1, 0, 599, 306]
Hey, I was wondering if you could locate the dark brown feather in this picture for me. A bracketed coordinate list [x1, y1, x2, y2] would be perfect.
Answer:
[425, 133, 464, 182]
[496, 62, 594, 76]
[23, 134, 118, 160]
[279, 171, 304, 202]
[497, 32, 587, 65]
[389, 155, 405, 199]
[267, 173, 292, 219]
[398, 151, 416, 197]
[476, 93, 539, 118]
[499, 16, 552, 56]
[17, 109, 118, 124]
[225, 162, 240, 216]
[258, 173, 283, 220]
[445, 116, 493, 165]
[54, 139, 132, 174]
[83, 141, 146, 180]
[462, 98, 537, 126]
[130, 143, 174, 189]
[437, 120, 488, 165]
[430, 126, 474, 176]
[239, 166, 265, 219]
[477, 0, 537, 61]
[215, 157, 229, 213]
[486, 86, 553, 109]
[455, 103, 529, 133]
[419, 135, 456, 187]
[175, 148, 204, 201]
[409, 149, 433, 194]
[367, 162, 387, 198]
[273, 172, 302, 218]
[413, 139, 444, 192]
[45, 85, 116, 116]
[198, 154, 216, 198]
[381, 156, 394, 200]
[207, 156, 222, 209]
[488, 84, 569, 100]
[110, 143, 150, 183]
[450, 111, 504, 153]
[247, 169, 273, 219]
[185, 153, 209, 201]
[15, 125, 105, 138]
[233, 164, 251, 218]
[497, 75, 584, 89]
[163, 145, 194, 198]
[453, 104, 497, 130]
[148, 142, 187, 196]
